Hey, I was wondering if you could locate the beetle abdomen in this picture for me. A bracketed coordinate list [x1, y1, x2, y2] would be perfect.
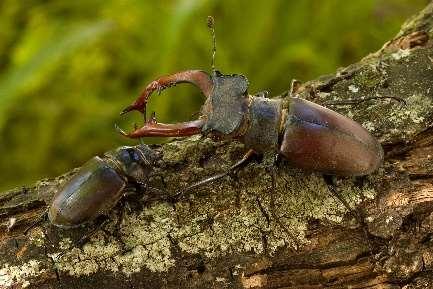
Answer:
[279, 97, 383, 176]
[48, 157, 126, 228]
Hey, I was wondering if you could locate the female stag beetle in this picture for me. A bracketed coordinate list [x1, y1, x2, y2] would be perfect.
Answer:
[117, 17, 383, 186]
[48, 145, 158, 228]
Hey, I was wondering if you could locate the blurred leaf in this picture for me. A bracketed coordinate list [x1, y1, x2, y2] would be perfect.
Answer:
[0, 20, 112, 129]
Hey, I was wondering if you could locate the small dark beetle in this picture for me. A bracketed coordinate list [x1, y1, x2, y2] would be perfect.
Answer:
[48, 145, 158, 228]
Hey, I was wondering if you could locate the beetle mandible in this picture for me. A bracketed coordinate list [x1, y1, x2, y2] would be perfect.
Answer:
[117, 17, 383, 184]
[48, 145, 158, 228]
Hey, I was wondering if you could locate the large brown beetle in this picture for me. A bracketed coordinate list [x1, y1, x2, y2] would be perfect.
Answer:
[118, 71, 383, 175]
[117, 18, 383, 186]
[48, 145, 158, 228]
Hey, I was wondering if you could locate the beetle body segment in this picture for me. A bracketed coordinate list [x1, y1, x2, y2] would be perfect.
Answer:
[241, 97, 282, 153]
[48, 157, 126, 228]
[279, 97, 383, 176]
[201, 71, 249, 136]
[48, 145, 158, 228]
[235, 96, 383, 175]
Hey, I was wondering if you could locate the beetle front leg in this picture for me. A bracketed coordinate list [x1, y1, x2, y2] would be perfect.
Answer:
[121, 70, 213, 116]
[75, 216, 111, 247]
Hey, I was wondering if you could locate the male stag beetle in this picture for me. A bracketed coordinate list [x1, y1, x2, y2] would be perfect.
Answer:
[48, 145, 158, 228]
[117, 17, 383, 187]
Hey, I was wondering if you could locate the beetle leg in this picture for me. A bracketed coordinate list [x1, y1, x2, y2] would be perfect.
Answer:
[134, 180, 166, 198]
[171, 149, 259, 201]
[75, 216, 111, 246]
[121, 70, 213, 116]
[263, 155, 300, 250]
[322, 175, 375, 252]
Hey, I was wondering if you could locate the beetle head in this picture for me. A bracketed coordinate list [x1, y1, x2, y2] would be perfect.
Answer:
[106, 145, 158, 182]
[118, 17, 253, 140]
[201, 71, 250, 138]
[117, 70, 251, 140]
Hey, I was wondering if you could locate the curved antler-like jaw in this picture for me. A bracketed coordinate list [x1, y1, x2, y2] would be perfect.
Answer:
[119, 70, 252, 141]
[116, 118, 205, 138]
[120, 70, 213, 117]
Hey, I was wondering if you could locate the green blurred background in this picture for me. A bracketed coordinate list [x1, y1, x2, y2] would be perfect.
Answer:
[0, 0, 427, 191]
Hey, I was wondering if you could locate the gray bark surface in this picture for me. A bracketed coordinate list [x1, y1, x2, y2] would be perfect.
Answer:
[1, 4, 433, 289]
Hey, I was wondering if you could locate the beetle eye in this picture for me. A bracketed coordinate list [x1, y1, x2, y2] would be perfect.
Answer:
[126, 148, 141, 162]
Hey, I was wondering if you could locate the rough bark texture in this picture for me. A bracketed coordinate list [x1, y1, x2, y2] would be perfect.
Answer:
[1, 4, 433, 289]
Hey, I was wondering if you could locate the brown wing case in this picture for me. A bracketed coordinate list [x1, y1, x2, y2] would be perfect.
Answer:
[279, 98, 383, 176]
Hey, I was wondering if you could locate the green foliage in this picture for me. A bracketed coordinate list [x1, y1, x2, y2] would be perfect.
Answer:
[0, 0, 427, 190]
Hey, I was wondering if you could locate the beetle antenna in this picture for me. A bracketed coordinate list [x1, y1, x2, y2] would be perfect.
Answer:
[207, 16, 216, 72]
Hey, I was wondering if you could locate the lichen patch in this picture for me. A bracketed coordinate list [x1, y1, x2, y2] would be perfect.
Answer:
[53, 203, 176, 276]
[0, 260, 45, 288]
[392, 49, 411, 60]
[384, 93, 430, 138]
[348, 85, 359, 93]
[241, 273, 268, 288]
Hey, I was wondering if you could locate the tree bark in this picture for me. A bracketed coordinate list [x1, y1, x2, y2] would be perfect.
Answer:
[1, 4, 433, 289]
